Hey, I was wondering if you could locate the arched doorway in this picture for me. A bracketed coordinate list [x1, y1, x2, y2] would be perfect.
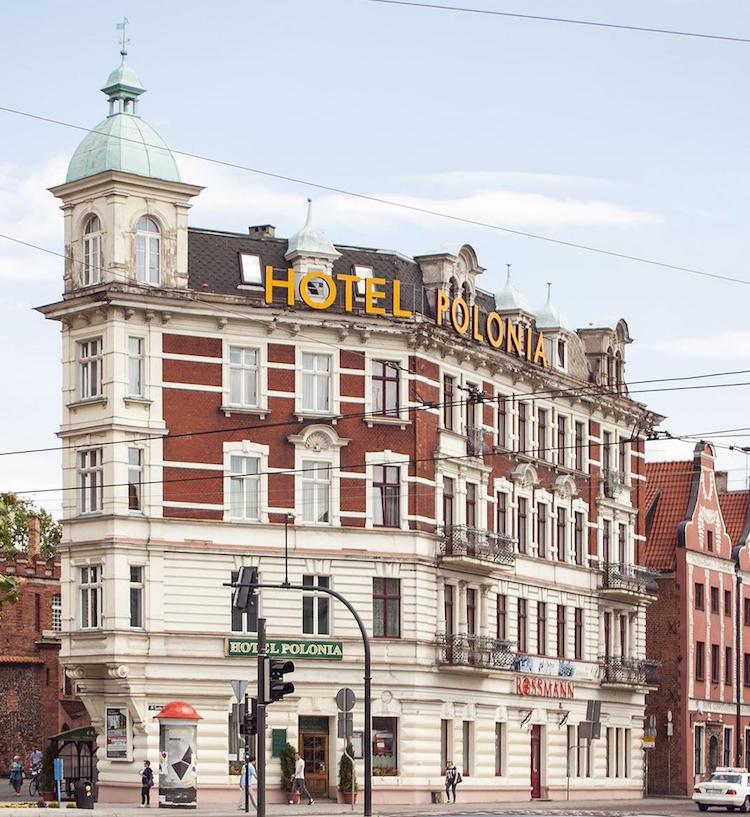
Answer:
[708, 735, 719, 773]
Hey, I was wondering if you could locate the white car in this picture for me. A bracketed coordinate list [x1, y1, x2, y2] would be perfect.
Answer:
[693, 768, 750, 812]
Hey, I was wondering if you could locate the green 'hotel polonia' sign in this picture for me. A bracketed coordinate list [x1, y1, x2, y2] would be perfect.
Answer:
[226, 638, 344, 660]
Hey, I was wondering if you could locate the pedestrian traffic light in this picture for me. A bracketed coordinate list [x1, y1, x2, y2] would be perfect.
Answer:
[267, 659, 295, 704]
[232, 566, 258, 612]
[239, 697, 258, 736]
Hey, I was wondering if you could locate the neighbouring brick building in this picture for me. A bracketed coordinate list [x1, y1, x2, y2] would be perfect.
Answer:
[644, 442, 750, 795]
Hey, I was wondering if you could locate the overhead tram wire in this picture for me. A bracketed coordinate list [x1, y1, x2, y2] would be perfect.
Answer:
[1, 107, 750, 288]
[367, 0, 750, 45]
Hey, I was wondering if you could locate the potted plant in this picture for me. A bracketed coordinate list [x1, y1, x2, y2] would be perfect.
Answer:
[279, 743, 298, 802]
[40, 744, 56, 802]
[338, 741, 358, 804]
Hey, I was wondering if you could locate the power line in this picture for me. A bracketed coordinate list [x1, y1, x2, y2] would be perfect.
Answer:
[368, 0, 750, 45]
[1, 104, 749, 287]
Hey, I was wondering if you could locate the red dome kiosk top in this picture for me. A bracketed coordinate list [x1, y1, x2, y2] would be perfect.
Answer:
[154, 701, 203, 720]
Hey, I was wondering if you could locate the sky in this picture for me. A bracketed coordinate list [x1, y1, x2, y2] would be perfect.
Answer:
[2, 0, 750, 516]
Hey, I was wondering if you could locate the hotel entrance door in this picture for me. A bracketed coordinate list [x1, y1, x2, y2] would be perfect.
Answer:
[299, 717, 329, 797]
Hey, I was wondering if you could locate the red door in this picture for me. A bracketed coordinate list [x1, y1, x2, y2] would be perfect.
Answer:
[530, 725, 542, 799]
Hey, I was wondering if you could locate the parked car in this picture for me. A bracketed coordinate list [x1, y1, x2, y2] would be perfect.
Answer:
[693, 768, 750, 812]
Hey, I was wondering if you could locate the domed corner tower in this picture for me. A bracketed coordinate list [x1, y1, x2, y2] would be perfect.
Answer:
[48, 50, 203, 294]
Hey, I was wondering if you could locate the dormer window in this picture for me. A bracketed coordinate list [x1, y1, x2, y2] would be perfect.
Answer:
[82, 216, 102, 286]
[302, 268, 331, 304]
[353, 265, 372, 298]
[136, 216, 160, 285]
[240, 253, 262, 286]
[557, 339, 566, 370]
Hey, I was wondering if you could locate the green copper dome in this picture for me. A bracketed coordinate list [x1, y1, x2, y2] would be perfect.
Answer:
[66, 57, 180, 184]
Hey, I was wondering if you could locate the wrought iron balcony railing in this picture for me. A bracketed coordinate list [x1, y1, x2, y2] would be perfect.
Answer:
[437, 633, 515, 669]
[600, 561, 659, 595]
[438, 525, 516, 566]
[599, 656, 660, 686]
[466, 425, 485, 457]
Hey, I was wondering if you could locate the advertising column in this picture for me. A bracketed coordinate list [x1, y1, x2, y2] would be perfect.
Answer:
[154, 702, 202, 808]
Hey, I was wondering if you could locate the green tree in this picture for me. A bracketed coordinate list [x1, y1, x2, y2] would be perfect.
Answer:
[338, 740, 357, 793]
[0, 574, 20, 607]
[279, 743, 296, 792]
[0, 493, 61, 558]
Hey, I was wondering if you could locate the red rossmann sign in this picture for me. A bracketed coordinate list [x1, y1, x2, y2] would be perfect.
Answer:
[515, 676, 574, 699]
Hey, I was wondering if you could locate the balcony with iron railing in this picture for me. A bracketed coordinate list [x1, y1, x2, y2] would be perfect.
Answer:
[466, 425, 485, 457]
[438, 525, 516, 569]
[598, 561, 659, 599]
[437, 633, 515, 670]
[599, 655, 660, 686]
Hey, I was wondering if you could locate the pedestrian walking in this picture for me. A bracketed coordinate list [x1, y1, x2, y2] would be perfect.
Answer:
[444, 761, 460, 803]
[9, 756, 23, 796]
[29, 749, 42, 775]
[139, 760, 154, 807]
[238, 758, 257, 810]
[288, 752, 314, 805]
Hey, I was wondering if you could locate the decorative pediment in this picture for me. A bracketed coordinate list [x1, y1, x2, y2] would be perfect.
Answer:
[287, 424, 350, 452]
[511, 462, 540, 490]
[552, 474, 578, 500]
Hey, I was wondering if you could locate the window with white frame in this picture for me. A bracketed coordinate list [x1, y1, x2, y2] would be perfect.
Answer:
[127, 448, 143, 511]
[229, 456, 261, 520]
[240, 253, 262, 286]
[51, 594, 62, 633]
[78, 448, 103, 513]
[301, 460, 331, 524]
[136, 216, 160, 284]
[129, 565, 144, 628]
[302, 574, 330, 635]
[127, 336, 144, 397]
[79, 565, 102, 629]
[82, 215, 102, 286]
[372, 360, 400, 417]
[228, 346, 259, 407]
[301, 353, 332, 413]
[372, 465, 400, 527]
[78, 338, 102, 400]
[353, 265, 372, 298]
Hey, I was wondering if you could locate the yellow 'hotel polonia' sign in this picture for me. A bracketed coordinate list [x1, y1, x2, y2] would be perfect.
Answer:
[264, 267, 548, 368]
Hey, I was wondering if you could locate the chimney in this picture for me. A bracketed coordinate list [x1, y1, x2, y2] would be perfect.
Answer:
[248, 225, 275, 239]
[27, 515, 41, 558]
[716, 471, 729, 493]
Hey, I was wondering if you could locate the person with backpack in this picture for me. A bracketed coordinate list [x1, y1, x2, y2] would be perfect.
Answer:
[139, 760, 154, 807]
[444, 760, 461, 803]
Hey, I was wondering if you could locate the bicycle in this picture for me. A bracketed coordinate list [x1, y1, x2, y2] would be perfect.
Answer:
[28, 770, 40, 798]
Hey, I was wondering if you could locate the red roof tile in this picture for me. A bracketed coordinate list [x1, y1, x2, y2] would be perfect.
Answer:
[719, 491, 750, 545]
[643, 460, 695, 570]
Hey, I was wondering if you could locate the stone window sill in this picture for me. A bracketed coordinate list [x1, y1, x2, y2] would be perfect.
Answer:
[220, 405, 270, 419]
[364, 415, 412, 429]
[124, 396, 153, 406]
[295, 413, 342, 425]
[67, 397, 107, 410]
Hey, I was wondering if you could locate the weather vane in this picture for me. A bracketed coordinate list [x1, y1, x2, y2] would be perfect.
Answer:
[116, 16, 130, 56]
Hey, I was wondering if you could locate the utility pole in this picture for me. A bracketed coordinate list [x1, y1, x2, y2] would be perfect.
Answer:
[257, 618, 267, 817]
[243, 692, 250, 814]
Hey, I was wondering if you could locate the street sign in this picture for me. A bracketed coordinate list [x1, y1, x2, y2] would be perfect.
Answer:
[336, 687, 356, 713]
[667, 723, 673, 737]
[643, 734, 656, 750]
[231, 680, 248, 702]
[337, 712, 353, 739]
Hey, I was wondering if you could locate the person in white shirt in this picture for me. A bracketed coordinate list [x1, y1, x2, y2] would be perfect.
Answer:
[288, 752, 314, 805]
[239, 758, 257, 810]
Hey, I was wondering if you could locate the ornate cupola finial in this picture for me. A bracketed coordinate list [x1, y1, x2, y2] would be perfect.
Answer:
[116, 16, 130, 58]
[285, 197, 340, 260]
[102, 19, 145, 116]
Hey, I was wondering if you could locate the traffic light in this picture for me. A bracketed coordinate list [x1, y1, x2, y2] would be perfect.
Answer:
[232, 566, 258, 612]
[267, 659, 295, 704]
[239, 697, 258, 736]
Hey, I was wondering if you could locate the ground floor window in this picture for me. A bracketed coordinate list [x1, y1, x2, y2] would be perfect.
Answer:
[494, 722, 504, 776]
[695, 724, 705, 776]
[462, 721, 473, 777]
[606, 727, 630, 778]
[745, 728, 750, 771]
[373, 717, 398, 776]
[440, 720, 451, 772]
[724, 727, 733, 767]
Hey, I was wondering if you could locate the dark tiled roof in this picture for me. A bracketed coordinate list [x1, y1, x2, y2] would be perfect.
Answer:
[719, 491, 750, 545]
[643, 460, 694, 570]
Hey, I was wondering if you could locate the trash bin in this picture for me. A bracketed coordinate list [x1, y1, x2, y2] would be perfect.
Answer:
[431, 791, 443, 804]
[75, 780, 95, 809]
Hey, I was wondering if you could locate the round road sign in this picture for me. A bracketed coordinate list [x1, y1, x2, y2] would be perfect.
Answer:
[336, 687, 356, 712]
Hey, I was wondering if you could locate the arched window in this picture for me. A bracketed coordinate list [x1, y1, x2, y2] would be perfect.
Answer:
[136, 217, 160, 284]
[615, 351, 623, 391]
[448, 277, 459, 300]
[82, 215, 101, 286]
[606, 347, 614, 387]
[461, 281, 472, 306]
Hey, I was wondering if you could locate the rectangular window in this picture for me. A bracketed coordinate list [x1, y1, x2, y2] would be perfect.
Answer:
[574, 512, 585, 565]
[373, 465, 400, 527]
[724, 727, 733, 768]
[229, 346, 259, 407]
[567, 725, 577, 778]
[745, 597, 750, 626]
[496, 492, 507, 535]
[443, 477, 455, 528]
[518, 498, 528, 554]
[745, 653, 750, 688]
[602, 430, 612, 472]
[557, 507, 567, 561]
[725, 589, 732, 618]
[462, 721, 472, 777]
[557, 415, 567, 466]
[372, 360, 400, 417]
[726, 646, 733, 686]
[302, 574, 330, 636]
[496, 594, 506, 640]
[441, 720, 451, 773]
[537, 601, 547, 655]
[618, 523, 626, 564]
[230, 569, 258, 633]
[78, 448, 103, 513]
[696, 640, 705, 681]
[497, 395, 506, 447]
[574, 607, 583, 660]
[695, 724, 705, 775]
[79, 565, 102, 629]
[466, 483, 477, 530]
[556, 604, 566, 658]
[518, 403, 528, 453]
[230, 455, 261, 521]
[606, 728, 611, 778]
[603, 519, 611, 562]
[129, 565, 144, 628]
[445, 584, 455, 635]
[711, 644, 720, 684]
[494, 723, 504, 776]
[240, 253, 262, 285]
[619, 437, 627, 475]
[301, 352, 332, 413]
[127, 448, 143, 511]
[301, 460, 331, 524]
[51, 594, 62, 633]
[78, 338, 103, 400]
[373, 578, 400, 638]
[127, 336, 144, 397]
[466, 588, 477, 636]
[372, 717, 398, 775]
[711, 586, 720, 615]
[695, 582, 705, 610]
[707, 529, 714, 552]
[537, 504, 547, 559]
[624, 729, 631, 778]
[518, 598, 527, 653]
[443, 375, 455, 431]
[538, 409, 548, 459]
[575, 421, 585, 471]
